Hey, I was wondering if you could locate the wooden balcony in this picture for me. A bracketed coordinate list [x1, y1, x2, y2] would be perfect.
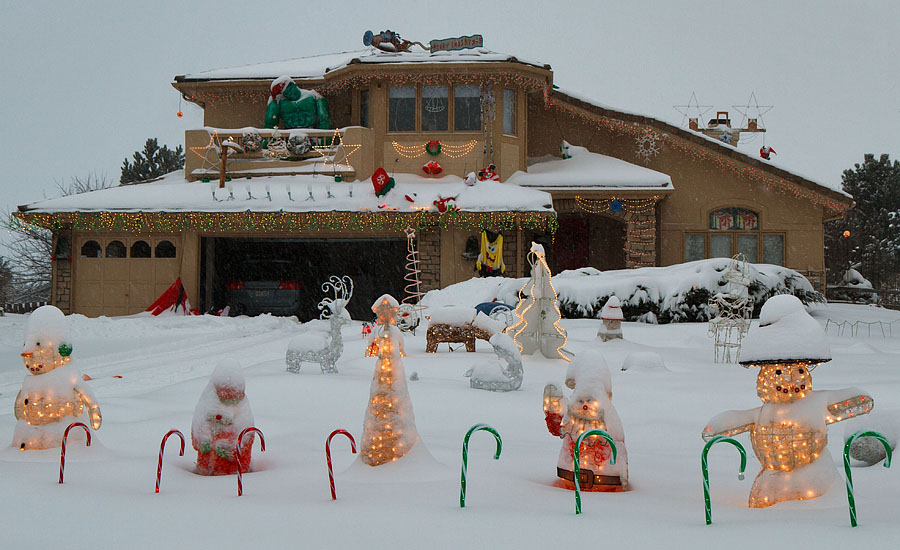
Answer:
[184, 126, 375, 182]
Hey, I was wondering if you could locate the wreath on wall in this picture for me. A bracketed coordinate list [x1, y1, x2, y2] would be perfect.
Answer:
[425, 140, 442, 156]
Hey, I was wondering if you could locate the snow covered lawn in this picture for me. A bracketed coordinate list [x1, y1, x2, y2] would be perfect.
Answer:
[1, 303, 899, 548]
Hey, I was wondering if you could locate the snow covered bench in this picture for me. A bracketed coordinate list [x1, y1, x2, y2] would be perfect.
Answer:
[425, 307, 503, 353]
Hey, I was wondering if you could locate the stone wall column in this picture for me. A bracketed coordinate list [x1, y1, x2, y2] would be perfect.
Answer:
[417, 230, 441, 292]
[624, 210, 657, 268]
[52, 228, 73, 313]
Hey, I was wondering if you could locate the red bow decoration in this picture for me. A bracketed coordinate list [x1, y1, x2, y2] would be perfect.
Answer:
[422, 161, 442, 175]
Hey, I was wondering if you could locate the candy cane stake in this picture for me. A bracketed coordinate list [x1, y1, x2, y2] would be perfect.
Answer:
[573, 429, 616, 515]
[326, 429, 357, 500]
[235, 427, 266, 497]
[701, 436, 747, 525]
[59, 422, 92, 484]
[155, 430, 185, 493]
[844, 430, 893, 527]
[460, 424, 502, 508]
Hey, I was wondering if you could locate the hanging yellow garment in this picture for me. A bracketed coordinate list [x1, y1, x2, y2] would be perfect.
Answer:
[476, 231, 506, 277]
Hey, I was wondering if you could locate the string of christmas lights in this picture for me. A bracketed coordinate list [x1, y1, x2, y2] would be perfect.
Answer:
[392, 140, 478, 159]
[549, 99, 850, 217]
[12, 210, 558, 235]
[317, 71, 550, 99]
[574, 196, 661, 215]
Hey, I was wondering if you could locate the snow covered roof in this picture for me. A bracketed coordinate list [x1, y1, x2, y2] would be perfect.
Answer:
[177, 48, 544, 82]
[507, 144, 673, 190]
[550, 89, 853, 204]
[17, 171, 554, 215]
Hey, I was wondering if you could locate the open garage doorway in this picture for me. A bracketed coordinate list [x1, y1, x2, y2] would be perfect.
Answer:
[200, 237, 407, 321]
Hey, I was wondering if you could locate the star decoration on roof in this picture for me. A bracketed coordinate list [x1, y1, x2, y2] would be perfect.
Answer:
[732, 92, 773, 131]
[674, 91, 713, 129]
[313, 129, 361, 170]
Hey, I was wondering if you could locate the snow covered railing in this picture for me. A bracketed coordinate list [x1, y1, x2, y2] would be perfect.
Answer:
[1, 301, 48, 315]
[184, 126, 374, 182]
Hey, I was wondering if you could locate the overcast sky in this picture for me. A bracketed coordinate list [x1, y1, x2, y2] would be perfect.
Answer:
[1, 0, 897, 248]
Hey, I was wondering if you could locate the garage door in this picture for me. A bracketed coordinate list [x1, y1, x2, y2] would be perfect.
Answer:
[73, 236, 181, 317]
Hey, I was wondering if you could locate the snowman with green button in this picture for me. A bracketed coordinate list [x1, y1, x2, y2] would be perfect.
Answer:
[12, 306, 101, 450]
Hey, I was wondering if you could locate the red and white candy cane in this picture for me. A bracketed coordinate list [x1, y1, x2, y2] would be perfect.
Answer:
[326, 429, 357, 500]
[235, 427, 265, 497]
[155, 430, 185, 493]
[59, 422, 92, 484]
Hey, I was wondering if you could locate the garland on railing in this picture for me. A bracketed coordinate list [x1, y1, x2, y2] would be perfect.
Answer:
[11, 210, 558, 235]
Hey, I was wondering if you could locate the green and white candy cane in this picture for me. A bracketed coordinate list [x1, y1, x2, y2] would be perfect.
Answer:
[844, 430, 893, 527]
[573, 429, 617, 515]
[701, 436, 746, 525]
[459, 424, 502, 508]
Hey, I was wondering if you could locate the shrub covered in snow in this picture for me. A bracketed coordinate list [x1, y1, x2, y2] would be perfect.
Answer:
[421, 259, 823, 324]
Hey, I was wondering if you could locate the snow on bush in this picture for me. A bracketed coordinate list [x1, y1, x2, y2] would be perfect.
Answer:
[421, 259, 823, 323]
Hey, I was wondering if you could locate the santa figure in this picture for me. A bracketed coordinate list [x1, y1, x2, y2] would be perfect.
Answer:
[543, 351, 628, 491]
[759, 145, 776, 160]
[191, 360, 255, 475]
[477, 164, 500, 181]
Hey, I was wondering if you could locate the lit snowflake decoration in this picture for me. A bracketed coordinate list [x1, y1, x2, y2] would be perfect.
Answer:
[634, 129, 661, 164]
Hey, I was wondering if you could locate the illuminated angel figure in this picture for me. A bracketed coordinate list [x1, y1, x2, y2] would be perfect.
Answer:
[702, 295, 873, 508]
[13, 306, 101, 450]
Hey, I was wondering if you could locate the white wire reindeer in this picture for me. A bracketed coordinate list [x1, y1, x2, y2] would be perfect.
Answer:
[285, 276, 353, 374]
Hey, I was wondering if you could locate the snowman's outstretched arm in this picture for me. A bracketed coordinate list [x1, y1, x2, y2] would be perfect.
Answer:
[822, 388, 874, 424]
[73, 384, 101, 430]
[543, 383, 567, 437]
[702, 407, 759, 441]
[14, 390, 24, 421]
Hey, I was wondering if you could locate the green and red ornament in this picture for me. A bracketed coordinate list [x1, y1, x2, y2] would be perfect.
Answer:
[371, 167, 396, 197]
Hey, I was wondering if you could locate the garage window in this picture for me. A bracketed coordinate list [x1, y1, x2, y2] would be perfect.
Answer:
[156, 240, 176, 258]
[131, 240, 151, 258]
[106, 240, 126, 258]
[81, 240, 102, 258]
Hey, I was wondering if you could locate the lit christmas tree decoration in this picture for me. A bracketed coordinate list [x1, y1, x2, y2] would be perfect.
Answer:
[702, 295, 873, 508]
[360, 294, 420, 466]
[508, 243, 570, 360]
[13, 306, 101, 450]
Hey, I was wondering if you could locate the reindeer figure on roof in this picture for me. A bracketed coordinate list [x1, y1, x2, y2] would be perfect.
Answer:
[285, 275, 353, 374]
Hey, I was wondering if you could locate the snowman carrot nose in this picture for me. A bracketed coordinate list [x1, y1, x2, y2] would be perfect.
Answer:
[21, 352, 33, 358]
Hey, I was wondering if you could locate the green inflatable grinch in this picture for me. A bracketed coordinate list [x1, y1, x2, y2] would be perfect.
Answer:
[264, 76, 331, 130]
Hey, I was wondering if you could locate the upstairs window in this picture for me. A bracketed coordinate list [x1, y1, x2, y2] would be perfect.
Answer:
[421, 86, 448, 132]
[359, 89, 370, 128]
[389, 86, 416, 132]
[503, 88, 516, 135]
[454, 85, 481, 131]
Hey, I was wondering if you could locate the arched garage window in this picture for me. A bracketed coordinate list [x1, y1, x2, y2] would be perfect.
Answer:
[155, 240, 176, 258]
[81, 240, 101, 258]
[106, 240, 126, 258]
[685, 207, 783, 265]
[131, 240, 151, 258]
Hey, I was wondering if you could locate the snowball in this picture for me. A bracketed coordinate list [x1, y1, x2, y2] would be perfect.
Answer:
[23, 305, 70, 353]
[620, 351, 668, 372]
[741, 295, 831, 364]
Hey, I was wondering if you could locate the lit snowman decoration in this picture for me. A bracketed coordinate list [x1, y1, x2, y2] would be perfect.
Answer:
[12, 306, 101, 450]
[702, 295, 872, 507]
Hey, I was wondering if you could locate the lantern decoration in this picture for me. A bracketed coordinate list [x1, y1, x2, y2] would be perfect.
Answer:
[508, 243, 570, 360]
[597, 296, 624, 341]
[702, 294, 874, 508]
[543, 350, 629, 492]
[476, 230, 505, 277]
[360, 294, 421, 466]
[191, 360, 255, 475]
[422, 161, 442, 175]
[13, 306, 101, 450]
[371, 167, 395, 197]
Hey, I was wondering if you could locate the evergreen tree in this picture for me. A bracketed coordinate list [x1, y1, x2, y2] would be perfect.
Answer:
[0, 256, 13, 303]
[825, 154, 900, 289]
[120, 138, 185, 184]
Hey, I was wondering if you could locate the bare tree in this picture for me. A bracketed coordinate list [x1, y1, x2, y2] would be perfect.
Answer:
[4, 173, 115, 302]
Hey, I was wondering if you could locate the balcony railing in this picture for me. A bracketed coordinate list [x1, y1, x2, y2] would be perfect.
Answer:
[184, 127, 374, 182]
